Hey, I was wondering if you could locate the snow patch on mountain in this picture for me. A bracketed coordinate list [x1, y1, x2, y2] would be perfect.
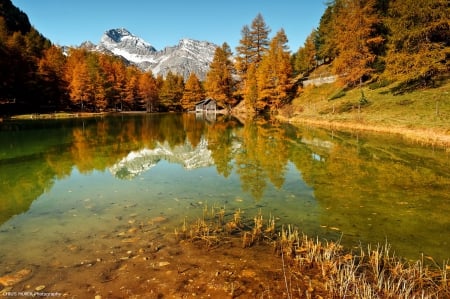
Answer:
[86, 28, 218, 80]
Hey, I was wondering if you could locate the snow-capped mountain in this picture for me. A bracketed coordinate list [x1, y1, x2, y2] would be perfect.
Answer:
[86, 28, 217, 80]
[97, 28, 157, 62]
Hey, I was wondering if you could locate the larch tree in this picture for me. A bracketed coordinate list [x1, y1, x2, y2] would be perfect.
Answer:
[123, 66, 140, 110]
[181, 73, 204, 111]
[138, 71, 158, 112]
[243, 63, 258, 113]
[37, 45, 67, 106]
[293, 29, 317, 75]
[235, 14, 271, 112]
[235, 25, 253, 78]
[315, 4, 338, 63]
[384, 0, 449, 88]
[249, 13, 271, 66]
[68, 59, 89, 111]
[234, 25, 253, 99]
[204, 42, 236, 110]
[332, 0, 383, 86]
[257, 29, 293, 111]
[159, 71, 184, 111]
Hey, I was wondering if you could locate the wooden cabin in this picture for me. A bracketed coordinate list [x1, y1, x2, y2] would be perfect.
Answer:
[195, 99, 217, 112]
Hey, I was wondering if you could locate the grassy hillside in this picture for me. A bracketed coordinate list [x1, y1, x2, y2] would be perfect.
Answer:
[279, 70, 450, 147]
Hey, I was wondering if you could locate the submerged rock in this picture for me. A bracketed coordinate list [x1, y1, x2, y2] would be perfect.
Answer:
[0, 269, 32, 286]
[150, 216, 167, 224]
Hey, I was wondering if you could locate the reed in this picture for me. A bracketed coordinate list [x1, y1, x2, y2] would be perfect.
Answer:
[176, 205, 450, 298]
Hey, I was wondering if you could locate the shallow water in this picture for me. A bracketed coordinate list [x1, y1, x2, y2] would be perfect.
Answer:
[0, 113, 449, 280]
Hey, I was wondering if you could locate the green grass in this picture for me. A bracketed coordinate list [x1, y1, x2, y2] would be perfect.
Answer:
[281, 79, 450, 146]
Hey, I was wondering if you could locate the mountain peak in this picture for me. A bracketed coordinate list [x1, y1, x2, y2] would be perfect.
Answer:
[100, 28, 157, 55]
[92, 29, 217, 80]
[104, 28, 133, 42]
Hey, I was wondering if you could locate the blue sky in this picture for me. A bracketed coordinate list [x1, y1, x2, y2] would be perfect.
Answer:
[11, 0, 327, 52]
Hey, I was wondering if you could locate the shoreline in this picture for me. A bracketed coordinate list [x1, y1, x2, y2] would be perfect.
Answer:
[5, 110, 450, 149]
[277, 114, 450, 149]
[9, 112, 108, 120]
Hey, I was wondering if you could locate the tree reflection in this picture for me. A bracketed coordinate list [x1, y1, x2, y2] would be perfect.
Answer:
[1, 113, 450, 251]
[206, 120, 238, 178]
[234, 119, 290, 200]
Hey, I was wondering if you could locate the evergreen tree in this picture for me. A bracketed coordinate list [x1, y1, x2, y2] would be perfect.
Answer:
[181, 73, 204, 111]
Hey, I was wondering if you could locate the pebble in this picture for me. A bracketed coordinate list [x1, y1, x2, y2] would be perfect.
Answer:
[158, 261, 170, 267]
[241, 269, 256, 278]
[150, 216, 167, 223]
[35, 285, 45, 291]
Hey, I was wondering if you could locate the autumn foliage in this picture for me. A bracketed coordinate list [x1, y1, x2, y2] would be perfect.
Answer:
[1, 0, 448, 114]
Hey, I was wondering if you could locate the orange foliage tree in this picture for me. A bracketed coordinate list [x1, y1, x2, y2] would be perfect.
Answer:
[332, 0, 383, 86]
[204, 43, 236, 110]
[138, 71, 159, 112]
[257, 29, 293, 111]
[181, 73, 204, 111]
[384, 0, 449, 88]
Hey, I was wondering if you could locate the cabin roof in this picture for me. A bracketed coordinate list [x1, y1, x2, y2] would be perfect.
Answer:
[195, 98, 216, 106]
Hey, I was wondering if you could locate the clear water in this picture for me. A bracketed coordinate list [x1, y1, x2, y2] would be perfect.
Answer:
[0, 113, 449, 272]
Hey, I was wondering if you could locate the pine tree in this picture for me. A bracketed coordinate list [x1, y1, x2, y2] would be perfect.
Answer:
[181, 73, 204, 111]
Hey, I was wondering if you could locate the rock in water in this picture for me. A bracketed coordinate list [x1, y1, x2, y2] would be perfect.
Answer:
[150, 216, 167, 223]
[0, 269, 32, 286]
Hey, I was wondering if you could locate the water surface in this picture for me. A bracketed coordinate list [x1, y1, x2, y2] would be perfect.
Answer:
[0, 113, 449, 274]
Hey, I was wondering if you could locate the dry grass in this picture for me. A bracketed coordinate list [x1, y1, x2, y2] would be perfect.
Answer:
[176, 205, 450, 298]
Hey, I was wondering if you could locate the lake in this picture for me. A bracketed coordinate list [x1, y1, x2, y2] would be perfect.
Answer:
[0, 113, 449, 287]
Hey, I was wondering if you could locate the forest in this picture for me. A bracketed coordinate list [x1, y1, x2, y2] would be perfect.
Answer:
[0, 0, 448, 115]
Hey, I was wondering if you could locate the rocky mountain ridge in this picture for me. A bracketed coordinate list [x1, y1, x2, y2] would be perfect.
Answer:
[84, 28, 217, 80]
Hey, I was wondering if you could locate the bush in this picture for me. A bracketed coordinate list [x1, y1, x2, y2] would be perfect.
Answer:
[369, 79, 391, 90]
[328, 89, 346, 101]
